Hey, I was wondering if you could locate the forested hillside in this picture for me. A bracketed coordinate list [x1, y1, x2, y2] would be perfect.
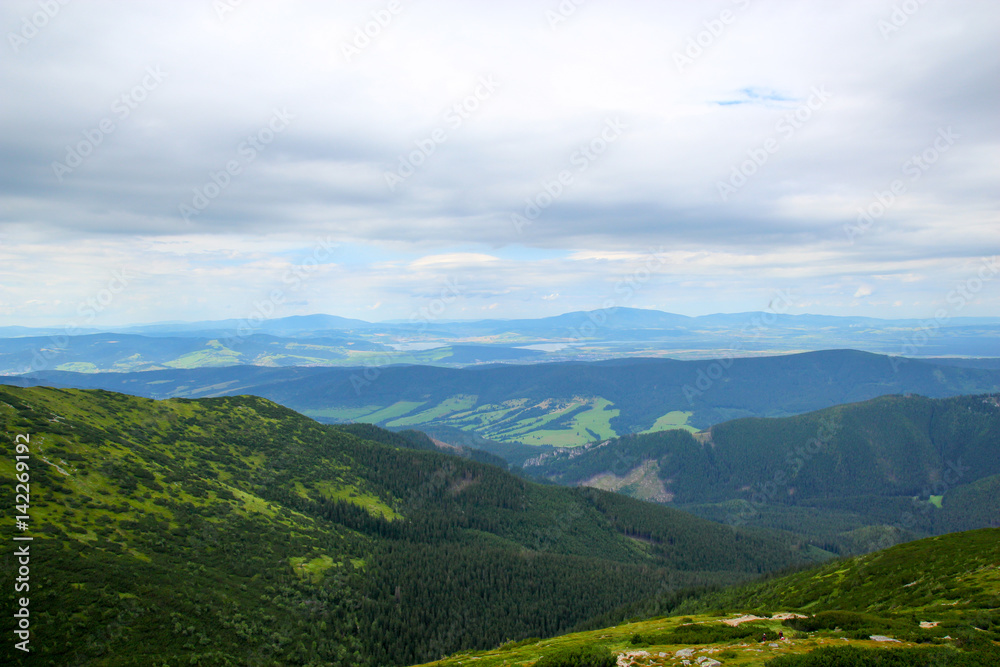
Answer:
[11, 350, 1000, 452]
[527, 394, 1000, 552]
[0, 385, 814, 666]
[419, 528, 1000, 667]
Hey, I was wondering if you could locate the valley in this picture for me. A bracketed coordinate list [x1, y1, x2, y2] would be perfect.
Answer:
[9, 349, 1000, 451]
[0, 385, 818, 666]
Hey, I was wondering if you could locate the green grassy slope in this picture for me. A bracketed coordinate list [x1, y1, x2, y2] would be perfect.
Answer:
[416, 528, 1000, 666]
[0, 385, 814, 666]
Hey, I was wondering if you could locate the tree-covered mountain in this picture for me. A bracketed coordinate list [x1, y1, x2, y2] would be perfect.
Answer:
[426, 528, 1000, 666]
[525, 393, 1000, 553]
[9, 351, 1000, 453]
[0, 385, 817, 666]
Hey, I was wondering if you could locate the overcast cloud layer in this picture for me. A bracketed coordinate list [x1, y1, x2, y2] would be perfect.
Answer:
[2, 0, 998, 327]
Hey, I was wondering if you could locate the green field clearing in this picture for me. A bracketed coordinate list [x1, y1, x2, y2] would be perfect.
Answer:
[314, 481, 399, 520]
[642, 410, 697, 433]
[508, 398, 620, 447]
[164, 347, 241, 368]
[387, 394, 479, 427]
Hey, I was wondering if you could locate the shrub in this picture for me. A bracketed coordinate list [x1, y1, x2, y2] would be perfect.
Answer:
[534, 644, 616, 667]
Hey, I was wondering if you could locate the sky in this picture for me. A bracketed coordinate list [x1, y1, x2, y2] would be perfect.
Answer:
[1, 0, 998, 328]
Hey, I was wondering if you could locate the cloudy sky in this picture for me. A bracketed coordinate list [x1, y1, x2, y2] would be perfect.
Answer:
[2, 0, 998, 327]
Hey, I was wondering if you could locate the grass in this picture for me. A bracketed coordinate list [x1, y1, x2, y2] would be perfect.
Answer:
[289, 554, 336, 582]
[55, 361, 99, 372]
[514, 398, 620, 447]
[412, 611, 929, 667]
[163, 346, 242, 368]
[386, 394, 479, 427]
[642, 410, 697, 434]
[314, 480, 400, 520]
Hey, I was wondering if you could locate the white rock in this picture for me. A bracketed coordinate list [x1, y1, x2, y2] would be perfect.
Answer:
[676, 648, 695, 657]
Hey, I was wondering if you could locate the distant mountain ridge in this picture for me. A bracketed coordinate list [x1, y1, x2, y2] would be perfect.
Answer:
[4, 307, 999, 371]
[5, 307, 1000, 338]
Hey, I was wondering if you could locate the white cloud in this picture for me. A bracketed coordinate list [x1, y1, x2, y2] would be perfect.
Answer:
[854, 285, 874, 298]
[1, 0, 998, 324]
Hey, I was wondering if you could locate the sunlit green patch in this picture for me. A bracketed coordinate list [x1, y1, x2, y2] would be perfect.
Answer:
[387, 394, 479, 427]
[642, 410, 697, 434]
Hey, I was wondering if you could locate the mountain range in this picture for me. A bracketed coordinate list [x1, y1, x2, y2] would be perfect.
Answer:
[4, 307, 1000, 375]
